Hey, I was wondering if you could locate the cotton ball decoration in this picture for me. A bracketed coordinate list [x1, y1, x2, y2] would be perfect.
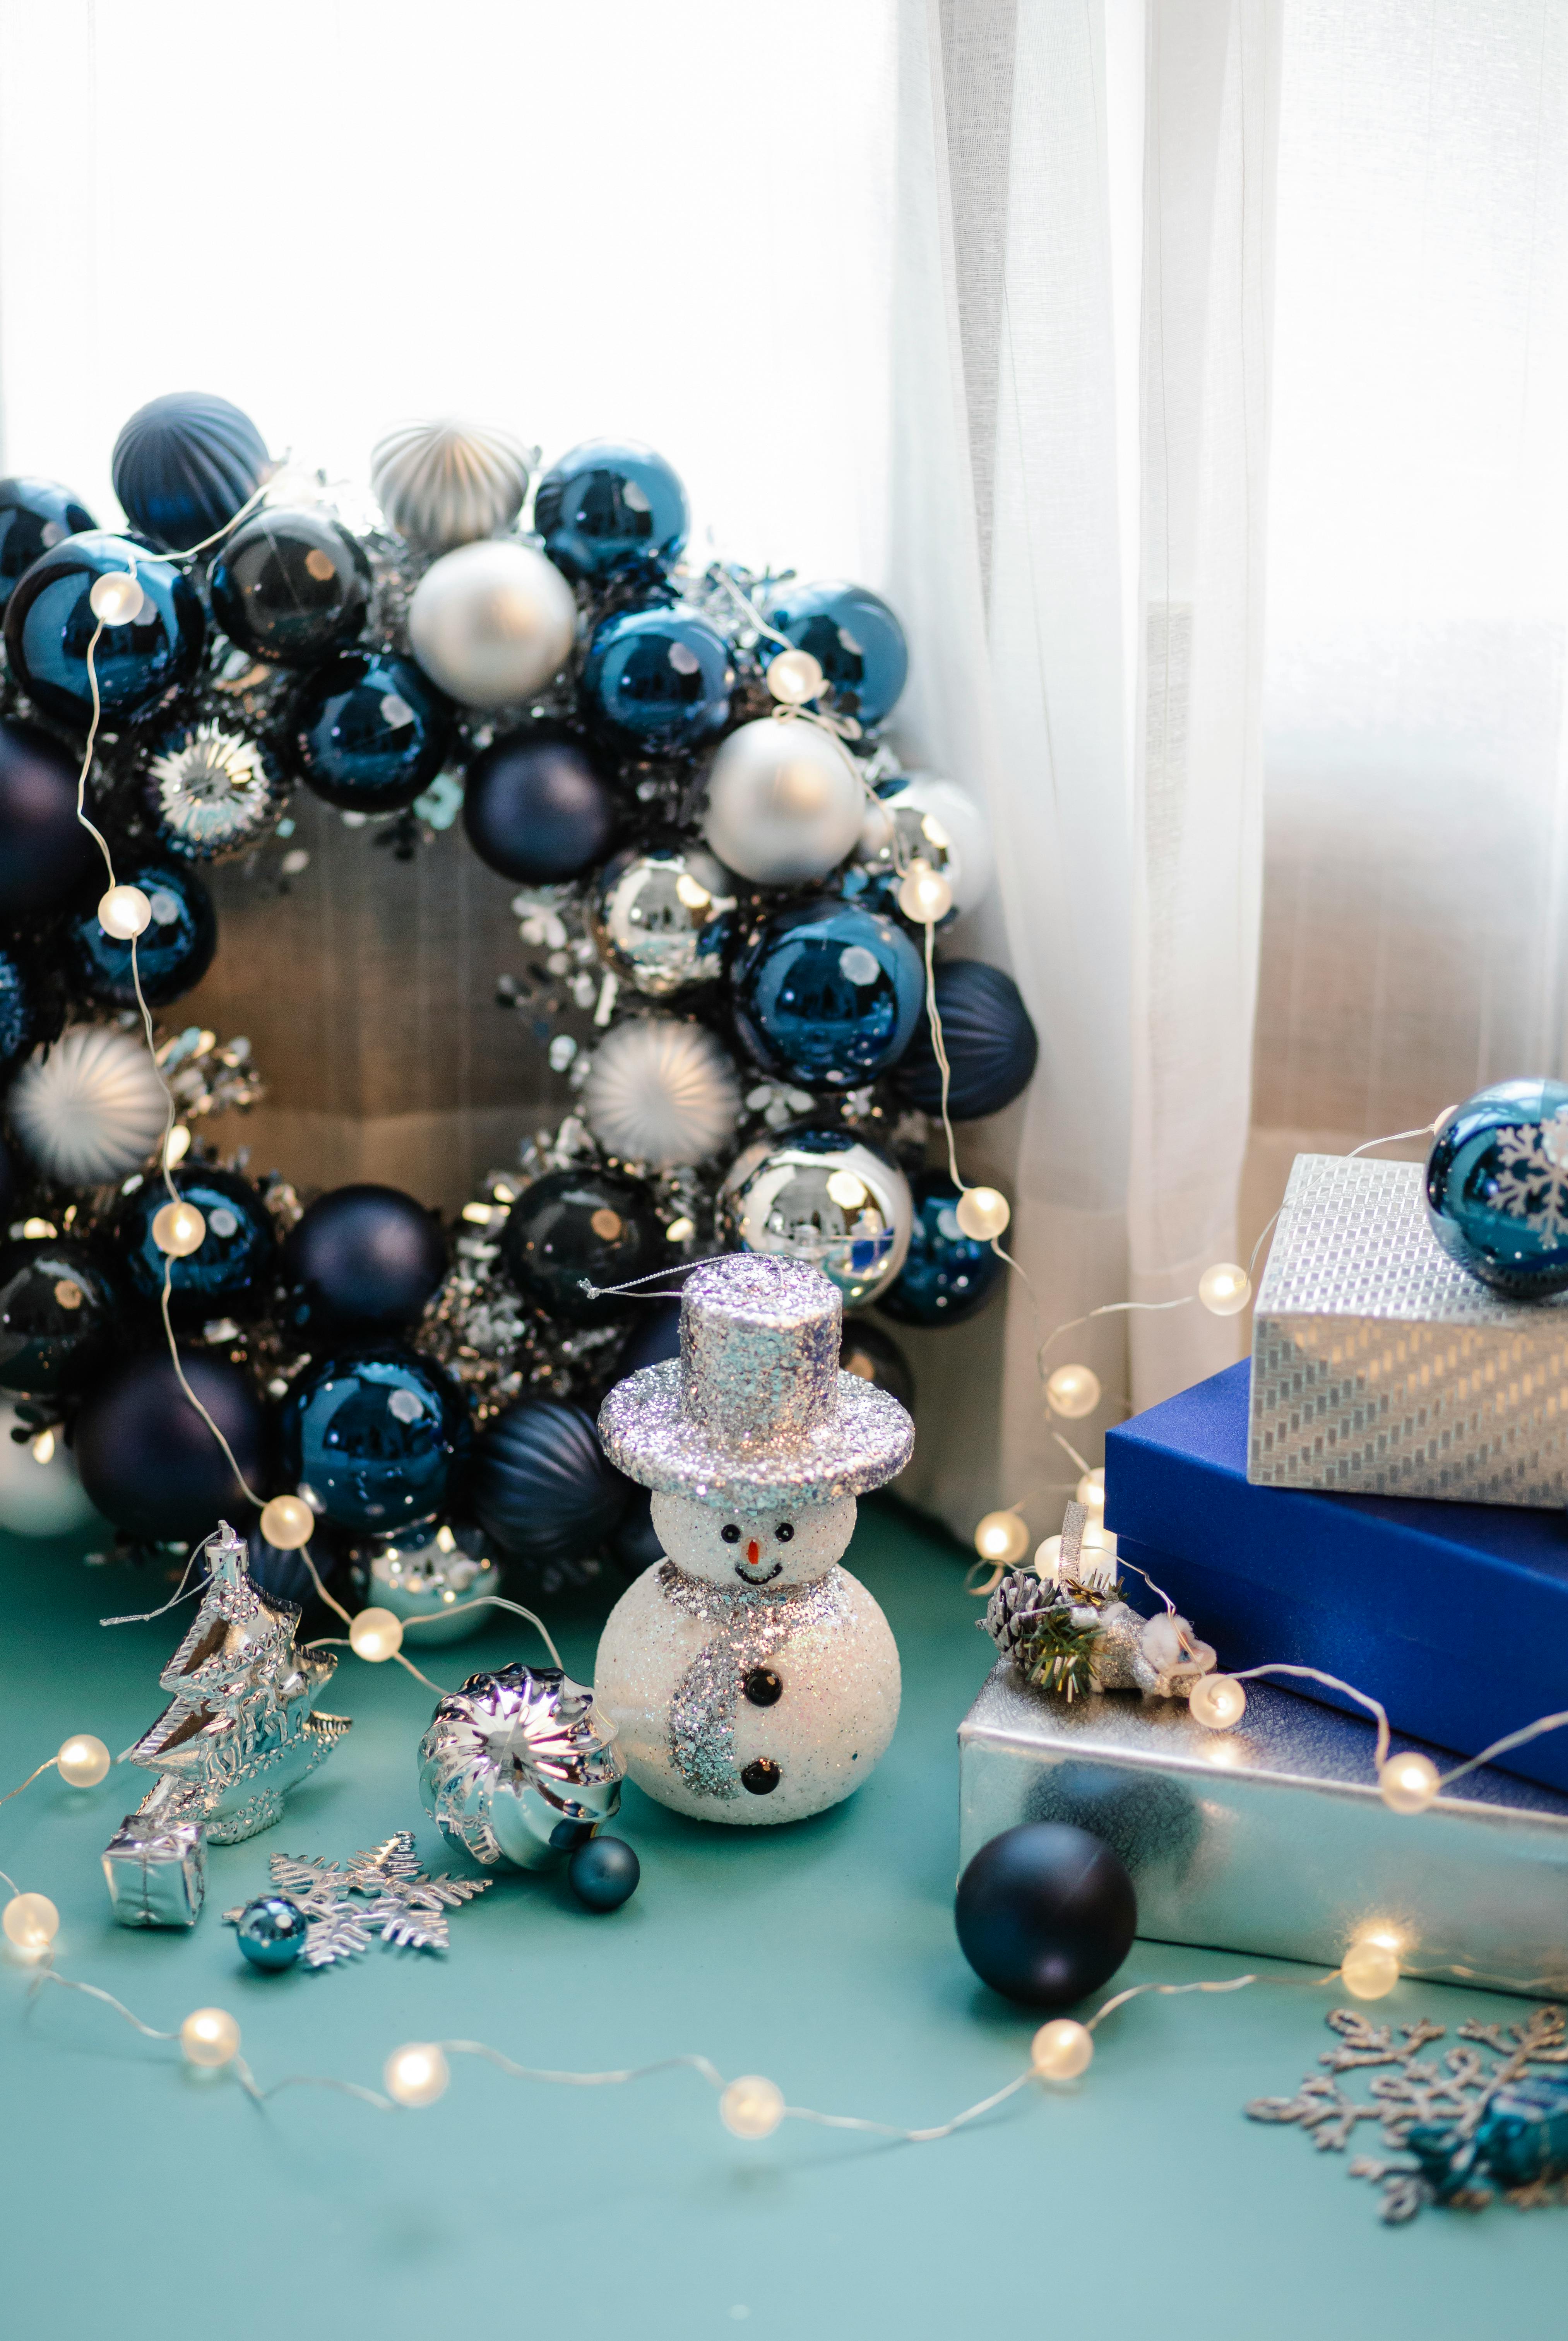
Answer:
[582, 1018, 740, 1168]
[7, 1026, 168, 1185]
[0, 1400, 100, 1538]
[702, 717, 865, 886]
[407, 541, 577, 710]
[371, 420, 534, 551]
[857, 775, 994, 919]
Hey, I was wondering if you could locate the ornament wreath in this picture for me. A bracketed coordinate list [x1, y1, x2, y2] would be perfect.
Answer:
[0, 396, 1038, 1609]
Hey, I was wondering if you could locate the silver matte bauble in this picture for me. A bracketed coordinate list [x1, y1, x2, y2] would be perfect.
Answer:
[717, 1128, 913, 1309]
[419, 1662, 624, 1871]
[370, 419, 533, 551]
[7, 1024, 168, 1184]
[857, 774, 994, 917]
[702, 716, 866, 886]
[407, 539, 576, 709]
[356, 1522, 500, 1646]
[591, 844, 736, 997]
[582, 1017, 741, 1168]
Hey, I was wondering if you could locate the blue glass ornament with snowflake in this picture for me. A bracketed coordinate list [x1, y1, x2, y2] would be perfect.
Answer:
[1426, 1079, 1568, 1297]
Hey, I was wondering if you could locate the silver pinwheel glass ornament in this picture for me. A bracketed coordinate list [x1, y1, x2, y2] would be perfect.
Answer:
[590, 844, 736, 998]
[717, 1125, 913, 1309]
[581, 1016, 741, 1168]
[370, 418, 534, 551]
[144, 717, 288, 861]
[419, 1662, 624, 1871]
[7, 1024, 169, 1184]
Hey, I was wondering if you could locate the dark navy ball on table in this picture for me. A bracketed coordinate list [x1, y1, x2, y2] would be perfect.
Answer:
[764, 580, 909, 726]
[534, 439, 689, 583]
[579, 605, 731, 755]
[0, 718, 101, 918]
[3, 534, 205, 729]
[892, 958, 1038, 1122]
[0, 1236, 122, 1396]
[954, 1823, 1136, 2007]
[65, 859, 217, 1008]
[115, 1166, 276, 1327]
[568, 1836, 640, 1912]
[878, 1171, 1006, 1328]
[208, 508, 371, 666]
[279, 1185, 447, 1336]
[0, 477, 97, 612]
[1426, 1079, 1568, 1298]
[730, 897, 924, 1088]
[462, 724, 618, 883]
[111, 390, 269, 553]
[74, 1349, 268, 1543]
[284, 648, 454, 811]
[469, 1398, 634, 1575]
[280, 1347, 469, 1535]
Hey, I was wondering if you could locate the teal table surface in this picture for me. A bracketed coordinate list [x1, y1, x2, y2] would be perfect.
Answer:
[1, 1501, 1561, 2340]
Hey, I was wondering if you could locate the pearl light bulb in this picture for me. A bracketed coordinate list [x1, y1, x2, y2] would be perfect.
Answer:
[349, 1607, 404, 1662]
[719, 2074, 785, 2139]
[384, 2042, 450, 2107]
[973, 1509, 1030, 1566]
[1198, 1262, 1251, 1316]
[897, 858, 953, 926]
[954, 1186, 1010, 1242]
[1031, 2019, 1094, 2081]
[181, 2007, 241, 2067]
[765, 648, 825, 706]
[1075, 1468, 1106, 1516]
[1378, 1751, 1440, 1815]
[1188, 1673, 1247, 1730]
[3, 1891, 60, 1954]
[1046, 1363, 1101, 1420]
[152, 1201, 206, 1257]
[259, 1494, 316, 1550]
[98, 884, 152, 941]
[56, 1734, 110, 1788]
[88, 569, 144, 626]
[1340, 1938, 1401, 2000]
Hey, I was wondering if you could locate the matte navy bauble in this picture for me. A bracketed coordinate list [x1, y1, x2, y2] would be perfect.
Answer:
[65, 859, 216, 1008]
[234, 1893, 307, 1970]
[284, 648, 455, 811]
[892, 958, 1038, 1122]
[462, 725, 618, 883]
[500, 1167, 664, 1326]
[567, 1834, 640, 1912]
[878, 1171, 1006, 1328]
[615, 1297, 682, 1378]
[609, 1484, 664, 1573]
[765, 580, 909, 726]
[0, 1236, 122, 1397]
[730, 897, 924, 1088]
[1426, 1080, 1568, 1297]
[579, 605, 731, 754]
[0, 951, 35, 1068]
[839, 1317, 916, 1413]
[279, 1184, 447, 1335]
[115, 1166, 276, 1326]
[3, 532, 205, 729]
[954, 1822, 1136, 2008]
[0, 477, 96, 612]
[534, 439, 689, 584]
[208, 507, 371, 666]
[111, 391, 269, 553]
[74, 1349, 268, 1542]
[280, 1346, 468, 1534]
[469, 1398, 634, 1571]
[0, 717, 101, 919]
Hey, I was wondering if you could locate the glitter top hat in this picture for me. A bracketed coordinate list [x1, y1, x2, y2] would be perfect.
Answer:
[597, 1253, 914, 1509]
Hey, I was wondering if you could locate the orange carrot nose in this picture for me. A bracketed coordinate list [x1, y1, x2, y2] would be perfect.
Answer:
[746, 1540, 760, 1564]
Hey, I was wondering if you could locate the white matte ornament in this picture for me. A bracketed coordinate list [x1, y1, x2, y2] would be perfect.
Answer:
[701, 717, 865, 885]
[581, 1017, 741, 1167]
[407, 540, 576, 709]
[371, 419, 533, 550]
[856, 773, 995, 917]
[7, 1024, 169, 1184]
[0, 1401, 98, 1537]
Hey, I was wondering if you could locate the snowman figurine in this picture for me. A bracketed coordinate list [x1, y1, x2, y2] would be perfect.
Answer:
[594, 1253, 914, 1825]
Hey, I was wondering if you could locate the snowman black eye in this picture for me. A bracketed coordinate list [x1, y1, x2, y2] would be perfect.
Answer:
[721, 1524, 741, 1544]
[775, 1522, 794, 1542]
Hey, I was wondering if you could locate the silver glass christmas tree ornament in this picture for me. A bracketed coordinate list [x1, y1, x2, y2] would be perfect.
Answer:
[420, 1662, 625, 1870]
[103, 1521, 351, 1928]
[223, 1831, 491, 1967]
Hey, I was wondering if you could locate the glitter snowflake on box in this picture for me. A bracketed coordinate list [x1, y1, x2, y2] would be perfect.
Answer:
[146, 718, 286, 861]
[1493, 1110, 1568, 1249]
[223, 1829, 490, 1968]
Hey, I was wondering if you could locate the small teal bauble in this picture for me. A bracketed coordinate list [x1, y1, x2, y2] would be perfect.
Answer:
[115, 1165, 277, 1327]
[2, 532, 204, 729]
[111, 391, 269, 552]
[234, 1893, 307, 1970]
[567, 1835, 640, 1912]
[579, 604, 731, 754]
[535, 439, 689, 584]
[0, 477, 96, 612]
[1426, 1080, 1568, 1297]
[729, 897, 924, 1088]
[284, 647, 455, 811]
[280, 1345, 470, 1534]
[64, 858, 216, 1008]
[765, 580, 908, 726]
[878, 1171, 1006, 1328]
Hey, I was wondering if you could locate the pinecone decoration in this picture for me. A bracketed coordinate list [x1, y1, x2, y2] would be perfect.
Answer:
[983, 1568, 1051, 1663]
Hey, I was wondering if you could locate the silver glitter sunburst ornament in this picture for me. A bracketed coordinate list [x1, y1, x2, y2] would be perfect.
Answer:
[145, 718, 286, 861]
[371, 419, 536, 552]
[581, 1016, 741, 1168]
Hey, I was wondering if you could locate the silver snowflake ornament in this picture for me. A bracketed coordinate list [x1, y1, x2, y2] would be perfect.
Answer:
[146, 718, 286, 861]
[223, 1829, 490, 1968]
[1493, 1109, 1568, 1250]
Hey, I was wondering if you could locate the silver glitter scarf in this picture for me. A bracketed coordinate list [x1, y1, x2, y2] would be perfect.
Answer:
[656, 1560, 850, 1800]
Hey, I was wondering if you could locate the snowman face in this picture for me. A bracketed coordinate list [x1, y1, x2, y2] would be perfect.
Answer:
[650, 1490, 856, 1588]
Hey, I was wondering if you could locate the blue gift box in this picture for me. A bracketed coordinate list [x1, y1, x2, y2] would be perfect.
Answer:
[1104, 1360, 1568, 1795]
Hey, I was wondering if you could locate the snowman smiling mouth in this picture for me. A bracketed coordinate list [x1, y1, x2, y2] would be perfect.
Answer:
[734, 1539, 782, 1586]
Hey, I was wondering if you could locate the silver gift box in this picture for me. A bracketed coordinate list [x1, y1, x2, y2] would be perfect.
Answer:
[102, 1799, 207, 1929]
[958, 1662, 1568, 1999]
[1249, 1151, 1568, 1504]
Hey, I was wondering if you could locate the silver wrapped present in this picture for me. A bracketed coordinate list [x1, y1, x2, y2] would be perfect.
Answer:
[102, 1785, 207, 1929]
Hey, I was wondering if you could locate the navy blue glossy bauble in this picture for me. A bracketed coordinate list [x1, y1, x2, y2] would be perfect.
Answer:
[462, 725, 618, 883]
[115, 1166, 276, 1327]
[65, 859, 216, 1008]
[892, 958, 1038, 1122]
[469, 1398, 633, 1570]
[3, 533, 205, 729]
[0, 1235, 122, 1396]
[535, 440, 689, 584]
[279, 1184, 447, 1336]
[500, 1167, 664, 1326]
[878, 1172, 1006, 1328]
[840, 1317, 916, 1412]
[74, 1349, 268, 1542]
[280, 1346, 468, 1535]
[730, 897, 925, 1088]
[0, 477, 96, 612]
[208, 507, 371, 666]
[0, 718, 101, 919]
[954, 1822, 1136, 2007]
[234, 1893, 307, 1970]
[567, 1835, 640, 1912]
[0, 950, 34, 1068]
[1426, 1080, 1568, 1297]
[111, 391, 269, 553]
[284, 648, 455, 811]
[765, 580, 908, 726]
[579, 606, 731, 755]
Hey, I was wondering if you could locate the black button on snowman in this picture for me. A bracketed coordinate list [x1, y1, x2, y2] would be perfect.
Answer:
[594, 1253, 914, 1825]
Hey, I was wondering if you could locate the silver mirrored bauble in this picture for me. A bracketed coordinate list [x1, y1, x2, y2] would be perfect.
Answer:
[407, 540, 577, 710]
[591, 845, 736, 997]
[717, 1128, 913, 1309]
[357, 1521, 500, 1646]
[146, 719, 285, 861]
[370, 419, 533, 551]
[419, 1662, 625, 1871]
[7, 1024, 169, 1184]
[582, 1016, 741, 1167]
[856, 774, 994, 917]
[702, 716, 866, 886]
